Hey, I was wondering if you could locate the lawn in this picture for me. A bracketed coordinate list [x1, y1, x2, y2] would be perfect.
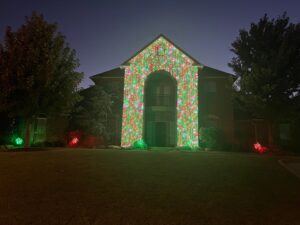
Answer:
[0, 149, 300, 225]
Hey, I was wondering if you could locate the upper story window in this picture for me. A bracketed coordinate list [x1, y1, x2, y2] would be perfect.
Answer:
[145, 72, 176, 107]
[156, 85, 171, 95]
[204, 81, 217, 93]
[153, 84, 174, 106]
[279, 123, 290, 141]
[205, 115, 220, 128]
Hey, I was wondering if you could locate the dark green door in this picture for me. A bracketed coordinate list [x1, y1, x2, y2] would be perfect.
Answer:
[155, 122, 167, 147]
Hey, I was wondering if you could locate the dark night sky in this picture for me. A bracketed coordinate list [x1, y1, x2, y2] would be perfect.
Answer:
[1, 0, 300, 88]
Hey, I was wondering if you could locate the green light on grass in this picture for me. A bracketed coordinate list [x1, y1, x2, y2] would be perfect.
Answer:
[133, 139, 147, 149]
[14, 137, 24, 146]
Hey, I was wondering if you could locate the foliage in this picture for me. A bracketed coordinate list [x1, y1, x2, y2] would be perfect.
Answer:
[176, 146, 194, 151]
[199, 127, 227, 150]
[69, 86, 114, 141]
[133, 139, 148, 149]
[229, 13, 300, 121]
[0, 12, 83, 118]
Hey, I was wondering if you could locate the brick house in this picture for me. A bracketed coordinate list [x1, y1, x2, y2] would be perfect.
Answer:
[91, 35, 235, 147]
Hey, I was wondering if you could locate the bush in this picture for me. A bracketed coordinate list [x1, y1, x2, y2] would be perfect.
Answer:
[199, 127, 228, 150]
[133, 139, 148, 150]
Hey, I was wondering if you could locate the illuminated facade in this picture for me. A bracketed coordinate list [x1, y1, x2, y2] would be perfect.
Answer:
[121, 36, 200, 147]
[91, 35, 235, 148]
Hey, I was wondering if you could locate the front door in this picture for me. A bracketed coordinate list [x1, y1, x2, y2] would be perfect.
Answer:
[155, 122, 167, 147]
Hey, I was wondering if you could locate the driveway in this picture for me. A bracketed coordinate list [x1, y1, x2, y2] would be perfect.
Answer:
[279, 157, 300, 179]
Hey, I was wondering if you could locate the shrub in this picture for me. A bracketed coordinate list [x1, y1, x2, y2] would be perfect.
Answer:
[199, 127, 228, 150]
[133, 139, 148, 150]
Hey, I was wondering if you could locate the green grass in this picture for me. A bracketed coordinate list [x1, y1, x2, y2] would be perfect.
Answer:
[0, 149, 300, 225]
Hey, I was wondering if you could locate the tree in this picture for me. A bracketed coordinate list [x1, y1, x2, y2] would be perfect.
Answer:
[0, 12, 83, 146]
[69, 86, 114, 145]
[229, 13, 300, 145]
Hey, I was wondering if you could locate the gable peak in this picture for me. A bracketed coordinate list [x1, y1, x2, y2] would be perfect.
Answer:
[122, 34, 202, 67]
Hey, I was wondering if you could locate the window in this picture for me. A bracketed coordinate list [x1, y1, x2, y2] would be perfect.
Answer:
[152, 84, 174, 106]
[145, 72, 176, 107]
[279, 123, 290, 141]
[206, 115, 220, 128]
[204, 81, 217, 93]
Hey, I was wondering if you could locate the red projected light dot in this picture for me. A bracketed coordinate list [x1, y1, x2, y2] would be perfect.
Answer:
[69, 137, 79, 146]
[253, 142, 268, 153]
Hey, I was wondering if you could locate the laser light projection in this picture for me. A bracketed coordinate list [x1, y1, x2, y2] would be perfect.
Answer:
[121, 35, 200, 148]
[15, 137, 24, 145]
[12, 136, 24, 146]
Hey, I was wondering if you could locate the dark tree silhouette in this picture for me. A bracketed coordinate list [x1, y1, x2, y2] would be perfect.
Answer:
[0, 12, 83, 146]
[69, 86, 114, 145]
[229, 13, 300, 145]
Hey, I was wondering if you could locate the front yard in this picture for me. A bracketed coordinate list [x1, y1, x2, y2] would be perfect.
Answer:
[0, 149, 299, 225]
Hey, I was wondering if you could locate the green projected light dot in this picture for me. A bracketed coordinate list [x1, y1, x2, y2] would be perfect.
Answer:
[133, 139, 147, 149]
[14, 137, 24, 146]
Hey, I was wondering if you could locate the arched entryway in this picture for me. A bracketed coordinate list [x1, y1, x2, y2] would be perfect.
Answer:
[144, 70, 177, 147]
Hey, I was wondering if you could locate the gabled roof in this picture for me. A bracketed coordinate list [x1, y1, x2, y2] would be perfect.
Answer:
[90, 34, 236, 82]
[121, 34, 202, 67]
[199, 66, 235, 78]
[90, 68, 124, 84]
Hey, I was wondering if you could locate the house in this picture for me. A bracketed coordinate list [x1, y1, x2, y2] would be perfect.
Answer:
[91, 34, 235, 148]
[4, 34, 298, 151]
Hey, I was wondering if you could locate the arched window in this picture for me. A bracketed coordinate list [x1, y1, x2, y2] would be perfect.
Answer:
[145, 72, 176, 107]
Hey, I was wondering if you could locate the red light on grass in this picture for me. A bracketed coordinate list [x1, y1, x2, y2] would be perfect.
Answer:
[69, 137, 79, 146]
[253, 142, 268, 153]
